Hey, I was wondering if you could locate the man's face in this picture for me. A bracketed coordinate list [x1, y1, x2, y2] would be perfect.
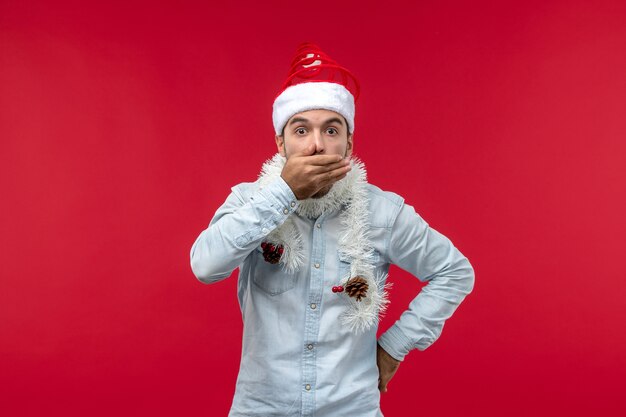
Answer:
[275, 108, 353, 159]
[274, 109, 354, 198]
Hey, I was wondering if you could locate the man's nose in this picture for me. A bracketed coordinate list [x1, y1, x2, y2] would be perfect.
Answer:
[313, 130, 325, 153]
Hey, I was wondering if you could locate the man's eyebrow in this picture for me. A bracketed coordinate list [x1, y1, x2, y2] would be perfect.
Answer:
[288, 117, 309, 126]
[287, 117, 346, 127]
[324, 117, 346, 127]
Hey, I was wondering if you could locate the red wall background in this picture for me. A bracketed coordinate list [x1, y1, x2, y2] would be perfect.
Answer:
[1, 1, 625, 416]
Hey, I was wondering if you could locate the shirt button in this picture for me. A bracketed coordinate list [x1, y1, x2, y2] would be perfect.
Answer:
[307, 344, 314, 350]
[314, 263, 320, 269]
[290, 201, 296, 207]
[261, 228, 268, 233]
[305, 384, 311, 391]
[316, 224, 321, 228]
[310, 303, 317, 309]
[283, 208, 289, 214]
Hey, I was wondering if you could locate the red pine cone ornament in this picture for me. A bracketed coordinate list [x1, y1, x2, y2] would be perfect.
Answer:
[345, 276, 369, 301]
[261, 242, 284, 264]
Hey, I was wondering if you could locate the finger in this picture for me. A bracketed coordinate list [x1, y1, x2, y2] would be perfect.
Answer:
[327, 164, 351, 179]
[319, 173, 346, 188]
[317, 167, 348, 187]
[378, 380, 388, 393]
[301, 154, 345, 166]
[309, 159, 350, 174]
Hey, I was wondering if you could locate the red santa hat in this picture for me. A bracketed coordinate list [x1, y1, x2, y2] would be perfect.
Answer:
[272, 42, 360, 136]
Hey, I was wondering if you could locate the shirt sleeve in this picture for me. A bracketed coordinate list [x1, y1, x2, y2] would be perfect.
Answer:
[189, 176, 299, 284]
[377, 203, 475, 361]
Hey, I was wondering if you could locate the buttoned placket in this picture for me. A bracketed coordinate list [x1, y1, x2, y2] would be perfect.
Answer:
[301, 214, 327, 416]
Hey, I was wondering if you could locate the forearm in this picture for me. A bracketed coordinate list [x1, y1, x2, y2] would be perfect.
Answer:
[378, 251, 474, 361]
[190, 176, 298, 283]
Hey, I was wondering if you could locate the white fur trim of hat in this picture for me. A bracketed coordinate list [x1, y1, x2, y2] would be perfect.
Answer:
[272, 81, 355, 136]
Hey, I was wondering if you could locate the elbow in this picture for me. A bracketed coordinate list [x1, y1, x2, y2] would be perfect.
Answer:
[444, 251, 475, 296]
[190, 254, 230, 285]
[464, 261, 475, 295]
[189, 234, 233, 284]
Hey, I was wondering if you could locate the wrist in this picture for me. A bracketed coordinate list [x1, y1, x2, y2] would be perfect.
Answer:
[280, 173, 305, 200]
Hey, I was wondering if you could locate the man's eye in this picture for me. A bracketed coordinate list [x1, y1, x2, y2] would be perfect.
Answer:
[295, 128, 306, 135]
[327, 128, 338, 134]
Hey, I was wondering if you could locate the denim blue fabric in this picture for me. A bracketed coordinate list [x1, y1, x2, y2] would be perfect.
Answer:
[190, 175, 475, 417]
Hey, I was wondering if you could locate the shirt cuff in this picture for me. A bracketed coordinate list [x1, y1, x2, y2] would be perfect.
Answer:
[258, 176, 299, 216]
[377, 325, 415, 362]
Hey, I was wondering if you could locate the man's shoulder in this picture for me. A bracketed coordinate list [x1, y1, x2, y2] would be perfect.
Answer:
[365, 183, 405, 206]
[230, 179, 262, 200]
[364, 183, 405, 228]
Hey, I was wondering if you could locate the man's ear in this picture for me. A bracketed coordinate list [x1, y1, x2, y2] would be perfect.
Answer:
[346, 133, 354, 157]
[275, 134, 286, 157]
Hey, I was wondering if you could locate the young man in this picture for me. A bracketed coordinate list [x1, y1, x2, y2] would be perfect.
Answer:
[190, 42, 475, 417]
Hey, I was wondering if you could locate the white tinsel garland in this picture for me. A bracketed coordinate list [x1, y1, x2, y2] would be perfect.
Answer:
[257, 153, 391, 333]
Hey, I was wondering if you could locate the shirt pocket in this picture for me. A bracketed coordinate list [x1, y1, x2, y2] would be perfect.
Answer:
[338, 253, 352, 281]
[251, 245, 297, 295]
[338, 251, 381, 280]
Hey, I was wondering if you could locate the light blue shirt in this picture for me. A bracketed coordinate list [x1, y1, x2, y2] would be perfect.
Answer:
[190, 175, 475, 417]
